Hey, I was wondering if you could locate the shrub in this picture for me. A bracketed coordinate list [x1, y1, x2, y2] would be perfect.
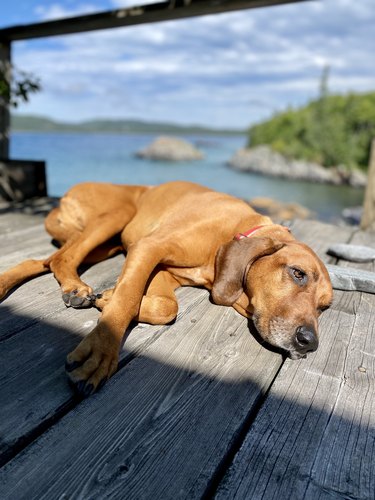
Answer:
[249, 91, 375, 170]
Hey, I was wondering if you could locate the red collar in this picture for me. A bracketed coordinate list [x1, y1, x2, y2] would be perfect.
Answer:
[234, 224, 290, 240]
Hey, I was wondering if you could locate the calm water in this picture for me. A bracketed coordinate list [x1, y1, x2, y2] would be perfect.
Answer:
[11, 131, 364, 222]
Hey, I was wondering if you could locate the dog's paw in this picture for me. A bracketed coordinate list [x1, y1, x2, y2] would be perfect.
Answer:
[94, 288, 114, 310]
[62, 287, 96, 308]
[65, 327, 119, 397]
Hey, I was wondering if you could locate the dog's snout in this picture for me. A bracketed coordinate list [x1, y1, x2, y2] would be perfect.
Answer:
[295, 325, 319, 353]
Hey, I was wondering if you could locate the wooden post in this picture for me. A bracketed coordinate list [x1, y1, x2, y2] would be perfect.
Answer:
[361, 139, 375, 231]
[0, 41, 11, 160]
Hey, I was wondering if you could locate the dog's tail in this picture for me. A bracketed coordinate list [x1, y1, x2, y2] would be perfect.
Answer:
[0, 258, 51, 301]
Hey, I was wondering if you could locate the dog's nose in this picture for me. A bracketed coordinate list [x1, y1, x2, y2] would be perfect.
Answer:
[295, 325, 319, 354]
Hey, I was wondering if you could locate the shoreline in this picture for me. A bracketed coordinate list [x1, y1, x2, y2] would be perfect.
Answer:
[228, 145, 367, 189]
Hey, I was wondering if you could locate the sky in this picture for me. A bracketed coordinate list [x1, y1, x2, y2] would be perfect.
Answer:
[1, 0, 374, 129]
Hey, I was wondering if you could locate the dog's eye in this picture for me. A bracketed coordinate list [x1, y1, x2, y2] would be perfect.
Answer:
[288, 266, 307, 285]
[293, 268, 305, 280]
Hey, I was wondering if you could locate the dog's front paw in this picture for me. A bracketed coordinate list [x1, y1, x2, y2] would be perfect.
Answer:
[62, 286, 96, 308]
[65, 326, 120, 397]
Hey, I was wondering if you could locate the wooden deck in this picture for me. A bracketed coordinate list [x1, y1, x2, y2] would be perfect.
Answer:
[0, 208, 374, 499]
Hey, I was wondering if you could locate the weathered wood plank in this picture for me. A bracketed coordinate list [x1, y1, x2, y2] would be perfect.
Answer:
[1, 221, 47, 245]
[0, 223, 54, 273]
[0, 290, 283, 499]
[216, 228, 375, 499]
[0, 277, 208, 467]
[0, 213, 45, 234]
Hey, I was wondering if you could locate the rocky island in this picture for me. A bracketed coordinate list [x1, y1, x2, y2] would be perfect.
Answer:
[228, 146, 367, 188]
[136, 136, 204, 162]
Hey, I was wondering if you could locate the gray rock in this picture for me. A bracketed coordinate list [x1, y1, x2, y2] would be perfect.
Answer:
[342, 206, 363, 225]
[327, 243, 375, 262]
[327, 264, 375, 294]
[228, 145, 367, 188]
[136, 136, 204, 162]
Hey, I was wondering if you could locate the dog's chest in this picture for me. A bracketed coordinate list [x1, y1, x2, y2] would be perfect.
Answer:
[165, 265, 213, 287]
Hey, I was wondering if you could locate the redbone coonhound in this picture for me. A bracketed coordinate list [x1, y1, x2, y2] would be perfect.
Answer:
[0, 181, 333, 396]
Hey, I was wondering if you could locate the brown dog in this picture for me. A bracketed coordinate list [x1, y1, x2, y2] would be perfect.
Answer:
[0, 181, 332, 396]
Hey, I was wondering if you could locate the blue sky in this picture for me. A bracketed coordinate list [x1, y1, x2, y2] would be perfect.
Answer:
[2, 0, 374, 128]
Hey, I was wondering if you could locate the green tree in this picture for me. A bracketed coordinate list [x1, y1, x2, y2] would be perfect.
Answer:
[0, 63, 41, 107]
[248, 69, 375, 170]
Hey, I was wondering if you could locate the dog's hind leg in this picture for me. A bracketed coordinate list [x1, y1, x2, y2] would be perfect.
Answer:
[0, 238, 122, 303]
[0, 259, 50, 301]
[0, 207, 73, 301]
[0, 210, 131, 306]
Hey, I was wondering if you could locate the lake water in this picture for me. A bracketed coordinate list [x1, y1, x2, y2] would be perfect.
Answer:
[11, 131, 364, 223]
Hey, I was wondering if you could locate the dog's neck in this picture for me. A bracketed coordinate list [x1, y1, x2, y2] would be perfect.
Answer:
[234, 224, 291, 241]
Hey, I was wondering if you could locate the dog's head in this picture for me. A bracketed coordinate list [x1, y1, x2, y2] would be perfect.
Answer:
[211, 233, 333, 359]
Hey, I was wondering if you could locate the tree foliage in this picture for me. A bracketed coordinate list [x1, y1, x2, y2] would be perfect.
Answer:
[0, 64, 41, 108]
[249, 87, 375, 170]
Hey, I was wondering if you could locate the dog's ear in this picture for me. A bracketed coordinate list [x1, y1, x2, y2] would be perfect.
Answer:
[211, 237, 284, 306]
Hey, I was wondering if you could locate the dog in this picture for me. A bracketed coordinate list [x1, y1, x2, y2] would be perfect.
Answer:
[0, 181, 333, 396]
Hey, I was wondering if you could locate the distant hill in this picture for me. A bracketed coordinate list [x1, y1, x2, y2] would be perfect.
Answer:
[11, 114, 244, 136]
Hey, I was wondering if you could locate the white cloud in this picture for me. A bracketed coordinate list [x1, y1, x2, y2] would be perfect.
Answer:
[12, 0, 375, 128]
[35, 3, 100, 20]
[111, 0, 159, 6]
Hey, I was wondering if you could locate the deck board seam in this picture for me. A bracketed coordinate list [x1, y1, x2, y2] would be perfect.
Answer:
[201, 358, 286, 499]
